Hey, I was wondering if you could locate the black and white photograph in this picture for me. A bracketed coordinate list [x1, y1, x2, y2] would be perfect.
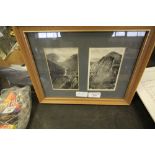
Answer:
[44, 48, 79, 90]
[88, 48, 125, 90]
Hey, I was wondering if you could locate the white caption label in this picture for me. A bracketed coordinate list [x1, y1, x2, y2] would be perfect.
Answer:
[88, 92, 101, 98]
[76, 92, 88, 97]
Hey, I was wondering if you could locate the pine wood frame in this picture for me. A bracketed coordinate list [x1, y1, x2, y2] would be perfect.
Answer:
[14, 26, 155, 105]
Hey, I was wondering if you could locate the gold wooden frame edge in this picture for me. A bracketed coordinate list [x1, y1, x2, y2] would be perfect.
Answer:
[13, 26, 155, 105]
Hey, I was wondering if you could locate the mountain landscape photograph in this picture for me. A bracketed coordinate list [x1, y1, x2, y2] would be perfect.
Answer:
[44, 48, 79, 90]
[88, 48, 125, 90]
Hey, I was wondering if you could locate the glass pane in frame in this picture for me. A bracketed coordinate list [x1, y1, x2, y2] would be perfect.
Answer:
[26, 31, 147, 98]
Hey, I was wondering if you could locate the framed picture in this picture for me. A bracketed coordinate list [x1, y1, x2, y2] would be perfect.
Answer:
[14, 26, 155, 105]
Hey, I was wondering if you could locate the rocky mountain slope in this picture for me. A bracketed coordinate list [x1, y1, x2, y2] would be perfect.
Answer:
[47, 54, 78, 89]
[89, 52, 122, 89]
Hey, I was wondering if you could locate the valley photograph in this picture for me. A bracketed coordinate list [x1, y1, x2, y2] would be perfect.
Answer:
[88, 48, 125, 90]
[44, 48, 79, 90]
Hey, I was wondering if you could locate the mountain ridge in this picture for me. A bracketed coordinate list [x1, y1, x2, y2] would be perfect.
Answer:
[89, 51, 122, 89]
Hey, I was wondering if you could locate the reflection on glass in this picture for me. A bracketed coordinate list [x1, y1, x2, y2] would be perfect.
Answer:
[127, 32, 138, 36]
[137, 32, 146, 36]
[38, 32, 61, 38]
[112, 31, 146, 37]
[38, 32, 46, 38]
[116, 32, 125, 36]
